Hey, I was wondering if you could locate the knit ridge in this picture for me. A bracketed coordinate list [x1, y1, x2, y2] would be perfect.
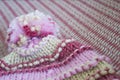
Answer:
[0, 10, 119, 80]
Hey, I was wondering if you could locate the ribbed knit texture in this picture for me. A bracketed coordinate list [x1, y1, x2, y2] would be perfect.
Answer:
[0, 36, 119, 80]
[0, 0, 120, 80]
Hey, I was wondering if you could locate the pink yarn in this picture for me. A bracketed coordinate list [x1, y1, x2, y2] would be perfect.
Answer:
[0, 50, 109, 80]
[7, 12, 59, 51]
[98, 74, 120, 80]
[1, 11, 119, 80]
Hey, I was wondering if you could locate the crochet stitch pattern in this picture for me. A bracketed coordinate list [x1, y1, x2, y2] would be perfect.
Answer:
[0, 10, 119, 80]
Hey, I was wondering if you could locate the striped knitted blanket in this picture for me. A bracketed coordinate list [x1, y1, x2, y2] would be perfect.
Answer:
[0, 0, 120, 76]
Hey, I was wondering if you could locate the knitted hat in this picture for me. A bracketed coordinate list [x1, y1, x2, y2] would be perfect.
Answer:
[0, 10, 119, 80]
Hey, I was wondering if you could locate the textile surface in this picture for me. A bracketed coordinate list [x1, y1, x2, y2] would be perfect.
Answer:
[0, 0, 120, 75]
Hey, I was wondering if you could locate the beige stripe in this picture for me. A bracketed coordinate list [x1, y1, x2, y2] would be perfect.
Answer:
[0, 2, 14, 23]
[0, 40, 8, 57]
[62, 0, 119, 37]
[0, 13, 7, 40]
[86, 0, 120, 21]
[117, 70, 120, 75]
[7, 1, 24, 16]
[18, 0, 62, 38]
[66, 0, 120, 46]
[43, 1, 105, 45]
[17, 0, 34, 13]
[75, 0, 120, 33]
[0, 1, 23, 42]
[109, 52, 120, 67]
[27, 0, 86, 43]
[7, 0, 85, 43]
[44, 0, 120, 69]
[112, 56, 120, 70]
[99, 0, 120, 11]
[27, 0, 49, 13]
[0, 13, 7, 30]
[67, 1, 120, 52]
[47, 0, 119, 53]
[0, 14, 8, 57]
[43, 2, 117, 56]
[0, 0, 119, 73]
[0, 17, 7, 31]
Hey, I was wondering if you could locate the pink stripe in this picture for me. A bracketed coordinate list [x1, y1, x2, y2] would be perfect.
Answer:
[23, 0, 68, 39]
[113, 57, 120, 69]
[114, 0, 120, 3]
[37, 0, 118, 64]
[2, 1, 17, 17]
[79, 0, 120, 30]
[0, 11, 8, 37]
[110, 54, 119, 65]
[25, 0, 36, 10]
[14, 0, 27, 13]
[7, 0, 118, 70]
[15, 0, 74, 40]
[0, 10, 9, 25]
[0, 10, 9, 47]
[36, 1, 103, 53]
[0, 30, 5, 42]
[0, 10, 8, 33]
[65, 0, 120, 38]
[109, 52, 120, 68]
[52, 0, 120, 52]
[65, 0, 120, 37]
[94, 0, 120, 14]
[0, 50, 113, 79]
[0, 29, 7, 56]
[37, 1, 119, 68]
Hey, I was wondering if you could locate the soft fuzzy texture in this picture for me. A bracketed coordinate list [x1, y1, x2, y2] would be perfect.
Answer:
[7, 10, 60, 52]
[0, 10, 119, 80]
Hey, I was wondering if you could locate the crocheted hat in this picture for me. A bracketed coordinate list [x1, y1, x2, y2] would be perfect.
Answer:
[0, 10, 119, 80]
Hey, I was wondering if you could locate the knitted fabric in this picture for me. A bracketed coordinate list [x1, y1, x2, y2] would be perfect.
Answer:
[0, 11, 119, 80]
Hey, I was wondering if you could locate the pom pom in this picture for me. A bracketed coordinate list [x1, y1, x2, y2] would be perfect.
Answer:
[6, 10, 60, 50]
